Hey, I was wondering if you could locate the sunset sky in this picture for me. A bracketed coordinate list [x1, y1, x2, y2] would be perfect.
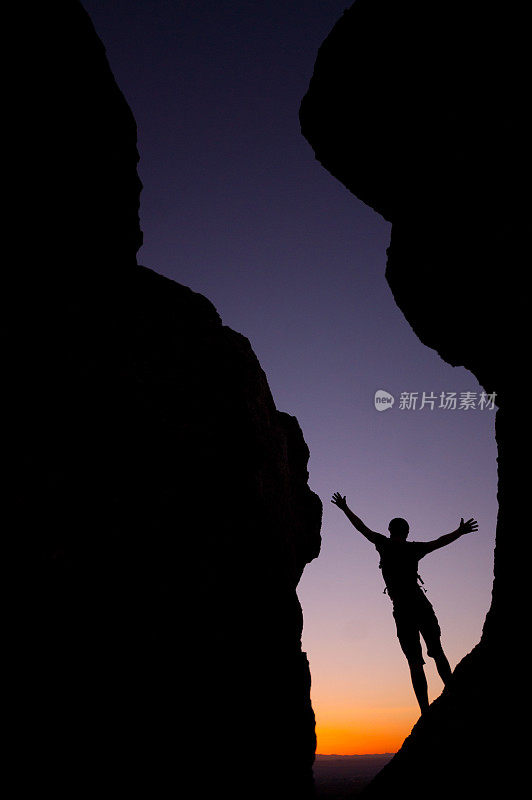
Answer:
[82, 1, 498, 754]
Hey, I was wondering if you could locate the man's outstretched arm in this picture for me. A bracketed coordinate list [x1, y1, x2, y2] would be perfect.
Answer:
[331, 492, 383, 545]
[422, 517, 478, 553]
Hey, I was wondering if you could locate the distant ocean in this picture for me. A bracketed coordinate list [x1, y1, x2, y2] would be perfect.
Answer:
[313, 754, 394, 798]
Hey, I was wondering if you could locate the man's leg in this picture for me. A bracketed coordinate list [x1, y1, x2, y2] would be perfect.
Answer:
[419, 599, 453, 686]
[393, 608, 430, 713]
[432, 644, 452, 686]
[408, 661, 429, 714]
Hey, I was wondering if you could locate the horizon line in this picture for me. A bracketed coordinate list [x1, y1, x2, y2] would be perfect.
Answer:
[315, 752, 396, 757]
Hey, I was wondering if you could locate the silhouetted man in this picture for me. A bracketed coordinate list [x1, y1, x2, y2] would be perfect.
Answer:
[331, 492, 478, 714]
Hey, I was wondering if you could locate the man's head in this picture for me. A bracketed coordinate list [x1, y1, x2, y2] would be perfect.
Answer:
[388, 517, 409, 541]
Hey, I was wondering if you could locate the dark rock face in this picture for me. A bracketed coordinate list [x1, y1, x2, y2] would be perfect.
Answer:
[8, 3, 321, 798]
[301, 2, 524, 798]
[300, 0, 524, 395]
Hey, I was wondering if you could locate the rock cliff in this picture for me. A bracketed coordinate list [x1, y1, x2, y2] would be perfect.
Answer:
[8, 3, 321, 798]
[300, 1, 524, 797]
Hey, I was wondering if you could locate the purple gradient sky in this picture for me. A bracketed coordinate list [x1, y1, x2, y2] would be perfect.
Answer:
[82, 1, 497, 751]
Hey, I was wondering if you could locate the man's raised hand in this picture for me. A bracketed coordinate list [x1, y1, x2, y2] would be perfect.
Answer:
[331, 492, 348, 511]
[459, 517, 478, 535]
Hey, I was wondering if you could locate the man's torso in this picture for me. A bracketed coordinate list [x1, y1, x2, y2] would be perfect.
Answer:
[375, 537, 429, 604]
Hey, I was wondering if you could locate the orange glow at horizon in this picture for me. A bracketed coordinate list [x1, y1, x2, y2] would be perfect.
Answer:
[315, 706, 419, 755]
